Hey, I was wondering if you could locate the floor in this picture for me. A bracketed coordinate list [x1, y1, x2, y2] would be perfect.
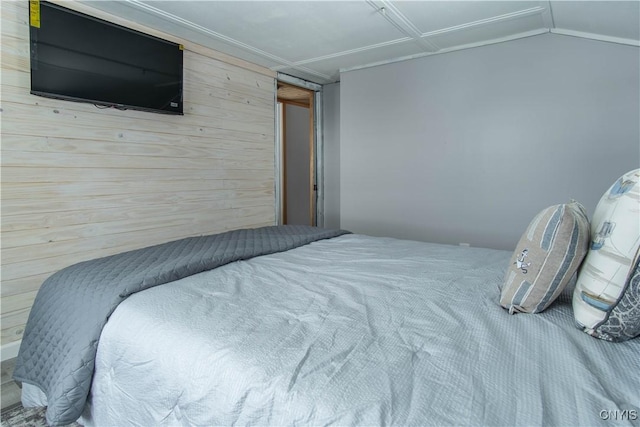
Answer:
[0, 358, 83, 426]
[1, 358, 21, 411]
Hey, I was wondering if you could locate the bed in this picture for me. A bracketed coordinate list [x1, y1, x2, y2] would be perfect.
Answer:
[15, 225, 640, 426]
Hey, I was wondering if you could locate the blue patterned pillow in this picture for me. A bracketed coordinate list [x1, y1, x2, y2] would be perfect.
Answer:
[573, 169, 640, 342]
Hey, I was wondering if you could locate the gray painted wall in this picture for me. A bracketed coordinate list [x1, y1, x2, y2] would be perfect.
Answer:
[340, 33, 640, 250]
[285, 104, 311, 225]
[323, 83, 341, 230]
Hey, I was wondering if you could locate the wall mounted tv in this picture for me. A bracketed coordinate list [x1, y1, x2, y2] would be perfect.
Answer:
[30, 1, 183, 115]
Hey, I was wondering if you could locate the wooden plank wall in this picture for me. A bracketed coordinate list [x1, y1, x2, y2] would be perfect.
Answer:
[0, 1, 277, 349]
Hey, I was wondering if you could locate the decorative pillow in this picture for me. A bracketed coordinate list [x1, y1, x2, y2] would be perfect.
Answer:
[573, 169, 640, 342]
[500, 201, 590, 314]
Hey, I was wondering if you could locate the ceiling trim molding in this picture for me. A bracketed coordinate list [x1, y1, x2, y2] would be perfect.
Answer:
[542, 1, 556, 30]
[419, 6, 547, 39]
[279, 5, 551, 70]
[277, 37, 414, 67]
[550, 29, 640, 47]
[124, 0, 288, 64]
[340, 25, 639, 77]
[121, 0, 334, 82]
[340, 29, 549, 74]
[367, 0, 440, 52]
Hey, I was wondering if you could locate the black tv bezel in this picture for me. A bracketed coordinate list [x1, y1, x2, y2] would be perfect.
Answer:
[29, 1, 184, 116]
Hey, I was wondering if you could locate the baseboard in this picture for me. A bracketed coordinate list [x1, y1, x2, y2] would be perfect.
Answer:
[1, 341, 21, 362]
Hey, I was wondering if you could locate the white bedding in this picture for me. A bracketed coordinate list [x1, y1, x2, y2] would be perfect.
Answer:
[24, 234, 640, 426]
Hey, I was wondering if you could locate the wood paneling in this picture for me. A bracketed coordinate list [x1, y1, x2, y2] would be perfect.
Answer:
[0, 1, 277, 346]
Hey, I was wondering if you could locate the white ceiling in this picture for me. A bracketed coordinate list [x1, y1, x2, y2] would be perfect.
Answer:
[83, 1, 640, 84]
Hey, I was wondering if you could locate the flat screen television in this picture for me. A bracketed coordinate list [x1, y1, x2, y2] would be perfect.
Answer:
[30, 1, 184, 115]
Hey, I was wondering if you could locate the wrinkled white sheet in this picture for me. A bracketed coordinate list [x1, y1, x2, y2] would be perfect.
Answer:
[24, 234, 640, 426]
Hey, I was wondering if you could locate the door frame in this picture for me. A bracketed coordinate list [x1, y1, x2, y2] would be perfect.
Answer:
[275, 73, 324, 227]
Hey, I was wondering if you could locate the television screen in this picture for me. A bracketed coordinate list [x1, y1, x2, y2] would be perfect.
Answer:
[30, 1, 183, 115]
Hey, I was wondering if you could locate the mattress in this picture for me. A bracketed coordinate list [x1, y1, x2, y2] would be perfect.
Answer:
[23, 234, 640, 426]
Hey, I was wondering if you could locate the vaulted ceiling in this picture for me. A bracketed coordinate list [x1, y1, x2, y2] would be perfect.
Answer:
[84, 1, 640, 84]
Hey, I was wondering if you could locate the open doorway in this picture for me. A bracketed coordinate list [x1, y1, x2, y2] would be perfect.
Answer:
[277, 82, 315, 226]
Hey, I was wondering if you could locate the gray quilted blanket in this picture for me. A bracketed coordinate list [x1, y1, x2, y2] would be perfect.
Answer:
[13, 225, 349, 426]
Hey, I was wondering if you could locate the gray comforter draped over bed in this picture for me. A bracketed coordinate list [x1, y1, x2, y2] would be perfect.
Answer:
[13, 225, 349, 426]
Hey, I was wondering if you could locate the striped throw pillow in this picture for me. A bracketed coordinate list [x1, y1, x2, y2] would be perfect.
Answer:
[573, 169, 640, 342]
[500, 201, 590, 314]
